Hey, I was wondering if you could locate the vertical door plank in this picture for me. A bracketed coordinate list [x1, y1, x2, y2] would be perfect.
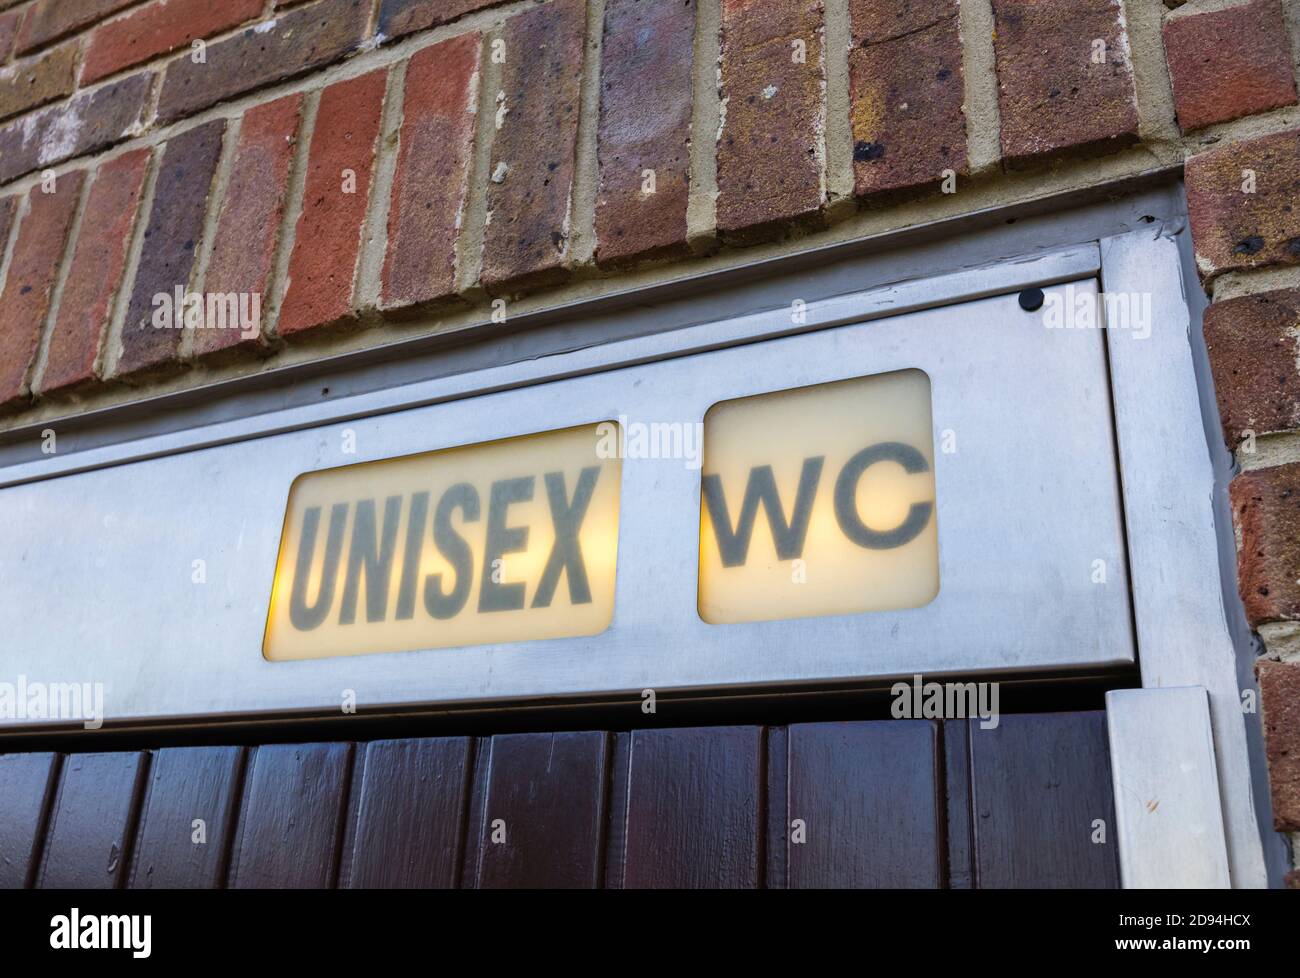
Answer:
[0, 753, 60, 888]
[344, 737, 473, 888]
[228, 742, 353, 889]
[38, 751, 148, 889]
[602, 732, 631, 890]
[785, 720, 942, 888]
[471, 731, 608, 888]
[622, 726, 763, 889]
[458, 737, 490, 888]
[336, 746, 365, 893]
[129, 746, 245, 889]
[764, 725, 788, 889]
[969, 711, 1120, 888]
[943, 719, 975, 889]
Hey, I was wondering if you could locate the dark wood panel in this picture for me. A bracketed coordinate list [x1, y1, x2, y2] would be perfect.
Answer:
[969, 711, 1119, 888]
[764, 725, 788, 889]
[470, 731, 608, 888]
[128, 746, 245, 889]
[0, 711, 1122, 888]
[458, 736, 490, 888]
[602, 732, 630, 890]
[37, 751, 148, 889]
[943, 719, 974, 889]
[228, 742, 353, 889]
[344, 737, 473, 888]
[0, 752, 60, 888]
[335, 741, 365, 892]
[621, 726, 763, 889]
[785, 720, 942, 888]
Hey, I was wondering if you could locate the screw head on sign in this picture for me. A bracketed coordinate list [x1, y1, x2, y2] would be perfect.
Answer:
[1018, 288, 1045, 312]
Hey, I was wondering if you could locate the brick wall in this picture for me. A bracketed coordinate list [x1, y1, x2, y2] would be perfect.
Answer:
[0, 0, 1297, 882]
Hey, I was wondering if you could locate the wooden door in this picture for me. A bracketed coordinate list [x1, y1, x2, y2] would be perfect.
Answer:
[0, 710, 1119, 888]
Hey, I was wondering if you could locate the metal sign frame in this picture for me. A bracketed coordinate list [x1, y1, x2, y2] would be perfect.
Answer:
[0, 255, 1131, 708]
[0, 182, 1270, 887]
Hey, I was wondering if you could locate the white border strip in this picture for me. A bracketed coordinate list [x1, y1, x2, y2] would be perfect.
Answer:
[0, 245, 1098, 489]
[1107, 687, 1231, 888]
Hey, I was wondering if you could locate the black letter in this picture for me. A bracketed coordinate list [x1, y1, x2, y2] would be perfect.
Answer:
[833, 442, 932, 550]
[425, 483, 479, 620]
[532, 467, 600, 608]
[701, 457, 824, 567]
[289, 503, 348, 631]
[339, 496, 403, 624]
[478, 477, 534, 612]
[395, 491, 430, 620]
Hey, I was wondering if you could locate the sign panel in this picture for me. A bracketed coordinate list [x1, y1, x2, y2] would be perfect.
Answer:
[263, 423, 621, 660]
[0, 275, 1137, 728]
[698, 370, 938, 624]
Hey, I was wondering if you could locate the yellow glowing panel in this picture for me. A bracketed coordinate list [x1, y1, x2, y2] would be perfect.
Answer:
[698, 370, 938, 624]
[264, 423, 621, 660]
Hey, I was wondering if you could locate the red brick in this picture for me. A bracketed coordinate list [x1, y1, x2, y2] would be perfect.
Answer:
[1186, 128, 1300, 281]
[39, 149, 151, 396]
[17, 0, 138, 54]
[82, 0, 264, 85]
[156, 0, 370, 124]
[0, 41, 78, 123]
[594, 0, 695, 267]
[115, 120, 226, 379]
[0, 72, 153, 185]
[377, 0, 509, 42]
[480, 0, 586, 291]
[991, 0, 1139, 167]
[1257, 659, 1300, 831]
[0, 196, 18, 380]
[0, 195, 15, 252]
[716, 0, 826, 241]
[1163, 0, 1297, 132]
[194, 93, 304, 361]
[849, 0, 966, 197]
[0, 174, 85, 408]
[277, 69, 385, 339]
[1230, 462, 1300, 626]
[0, 8, 22, 62]
[1204, 289, 1300, 445]
[381, 34, 479, 311]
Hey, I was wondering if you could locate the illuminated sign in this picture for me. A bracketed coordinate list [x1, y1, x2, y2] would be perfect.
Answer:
[267, 371, 937, 658]
[263, 423, 621, 660]
[698, 370, 938, 624]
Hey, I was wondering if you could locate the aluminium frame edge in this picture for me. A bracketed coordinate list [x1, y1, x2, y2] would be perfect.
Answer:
[0, 244, 1100, 489]
[1100, 229, 1267, 888]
